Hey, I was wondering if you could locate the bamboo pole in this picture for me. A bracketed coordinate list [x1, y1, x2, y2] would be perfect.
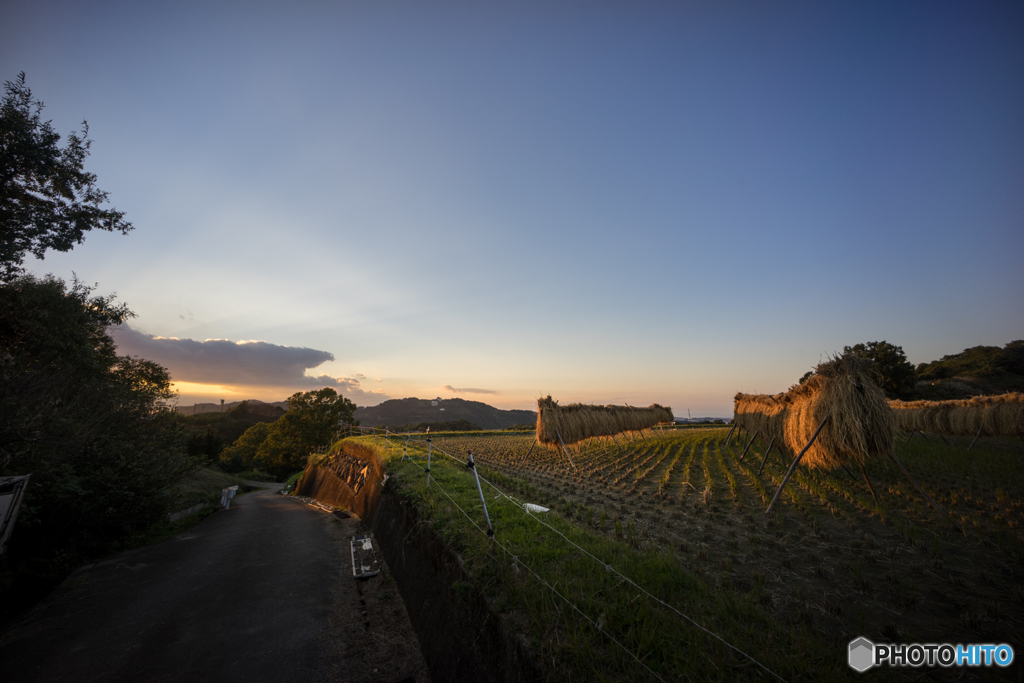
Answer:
[857, 461, 877, 501]
[766, 416, 829, 514]
[554, 428, 577, 469]
[516, 440, 536, 470]
[723, 423, 737, 448]
[756, 436, 776, 476]
[739, 429, 760, 461]
[741, 428, 755, 455]
[967, 425, 984, 453]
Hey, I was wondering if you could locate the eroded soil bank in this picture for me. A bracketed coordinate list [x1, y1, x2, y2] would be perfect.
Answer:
[298, 445, 542, 683]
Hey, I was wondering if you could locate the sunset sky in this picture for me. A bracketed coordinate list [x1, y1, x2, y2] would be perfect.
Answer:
[4, 1, 1022, 416]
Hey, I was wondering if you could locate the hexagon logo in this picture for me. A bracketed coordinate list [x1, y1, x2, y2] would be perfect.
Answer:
[849, 637, 874, 672]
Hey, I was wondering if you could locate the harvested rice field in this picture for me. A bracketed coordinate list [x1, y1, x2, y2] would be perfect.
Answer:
[367, 426, 1024, 681]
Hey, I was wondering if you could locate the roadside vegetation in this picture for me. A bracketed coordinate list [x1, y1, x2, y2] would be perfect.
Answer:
[218, 388, 357, 480]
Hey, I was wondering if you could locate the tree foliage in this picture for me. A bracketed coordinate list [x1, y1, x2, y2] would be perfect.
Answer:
[842, 341, 917, 400]
[219, 388, 357, 479]
[176, 400, 284, 461]
[0, 275, 193, 609]
[186, 427, 224, 463]
[218, 421, 272, 473]
[1, 73, 132, 280]
[916, 341, 1024, 381]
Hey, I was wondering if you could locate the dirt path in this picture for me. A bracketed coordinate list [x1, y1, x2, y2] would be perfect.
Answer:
[0, 489, 429, 683]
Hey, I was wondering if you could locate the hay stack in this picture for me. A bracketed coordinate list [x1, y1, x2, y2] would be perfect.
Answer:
[888, 393, 1024, 437]
[536, 396, 673, 446]
[734, 355, 895, 469]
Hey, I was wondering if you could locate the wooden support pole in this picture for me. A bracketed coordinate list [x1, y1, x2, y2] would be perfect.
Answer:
[516, 440, 536, 470]
[723, 423, 737, 449]
[739, 429, 760, 461]
[967, 425, 984, 453]
[839, 463, 858, 481]
[766, 416, 829, 514]
[905, 430, 916, 444]
[887, 451, 960, 531]
[554, 428, 577, 469]
[756, 436, 776, 475]
[741, 428, 755, 454]
[857, 460, 877, 501]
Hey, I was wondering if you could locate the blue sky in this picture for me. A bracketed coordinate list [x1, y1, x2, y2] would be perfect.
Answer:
[4, 1, 1022, 415]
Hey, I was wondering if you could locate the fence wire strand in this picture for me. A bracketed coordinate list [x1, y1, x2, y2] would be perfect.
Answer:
[354, 428, 788, 683]
[397, 449, 667, 682]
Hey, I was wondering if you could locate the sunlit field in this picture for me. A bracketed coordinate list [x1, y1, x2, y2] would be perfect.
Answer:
[359, 427, 1023, 681]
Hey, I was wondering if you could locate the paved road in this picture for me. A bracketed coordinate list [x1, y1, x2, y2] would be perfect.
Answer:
[0, 489, 428, 683]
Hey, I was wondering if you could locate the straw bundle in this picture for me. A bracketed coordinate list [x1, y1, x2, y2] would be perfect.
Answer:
[536, 396, 673, 446]
[734, 355, 895, 469]
[888, 393, 1024, 437]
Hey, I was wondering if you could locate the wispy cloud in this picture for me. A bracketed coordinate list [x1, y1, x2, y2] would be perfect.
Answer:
[443, 384, 498, 395]
[110, 325, 390, 403]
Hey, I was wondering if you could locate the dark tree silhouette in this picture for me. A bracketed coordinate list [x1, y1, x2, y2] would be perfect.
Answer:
[1, 73, 132, 280]
[843, 341, 917, 399]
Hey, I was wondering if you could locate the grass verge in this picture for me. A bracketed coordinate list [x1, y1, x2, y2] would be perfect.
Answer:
[351, 436, 886, 682]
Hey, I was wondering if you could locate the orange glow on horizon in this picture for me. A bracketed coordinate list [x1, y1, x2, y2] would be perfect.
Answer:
[170, 381, 244, 397]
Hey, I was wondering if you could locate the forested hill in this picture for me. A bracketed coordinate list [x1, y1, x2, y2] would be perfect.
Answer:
[354, 397, 536, 429]
[915, 340, 1024, 397]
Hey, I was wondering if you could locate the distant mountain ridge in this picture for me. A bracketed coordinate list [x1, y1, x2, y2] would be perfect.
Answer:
[354, 397, 536, 430]
[175, 399, 288, 415]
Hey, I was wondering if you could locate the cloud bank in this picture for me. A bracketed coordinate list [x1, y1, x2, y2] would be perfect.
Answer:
[111, 325, 389, 403]
[443, 384, 498, 395]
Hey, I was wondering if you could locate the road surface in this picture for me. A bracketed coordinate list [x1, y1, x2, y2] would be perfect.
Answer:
[0, 489, 428, 683]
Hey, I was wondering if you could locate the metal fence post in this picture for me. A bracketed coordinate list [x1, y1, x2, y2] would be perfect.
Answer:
[426, 436, 433, 488]
[467, 451, 494, 536]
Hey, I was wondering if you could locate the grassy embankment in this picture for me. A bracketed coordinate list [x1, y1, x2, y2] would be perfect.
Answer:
[331, 427, 1023, 682]
[345, 432, 828, 681]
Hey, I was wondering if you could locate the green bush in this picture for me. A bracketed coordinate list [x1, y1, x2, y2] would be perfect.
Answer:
[0, 276, 194, 615]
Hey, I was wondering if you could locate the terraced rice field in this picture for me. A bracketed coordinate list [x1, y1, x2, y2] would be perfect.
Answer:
[414, 427, 1024, 660]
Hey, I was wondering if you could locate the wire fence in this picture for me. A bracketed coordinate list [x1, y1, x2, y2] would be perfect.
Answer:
[321, 425, 787, 682]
